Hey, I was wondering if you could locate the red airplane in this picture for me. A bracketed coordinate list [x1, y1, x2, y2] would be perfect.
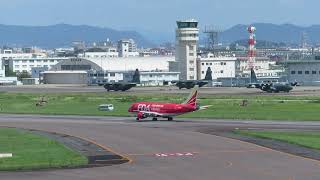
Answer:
[128, 86, 209, 121]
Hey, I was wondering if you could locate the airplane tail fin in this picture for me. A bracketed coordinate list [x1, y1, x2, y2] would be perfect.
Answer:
[183, 85, 199, 107]
[251, 68, 257, 83]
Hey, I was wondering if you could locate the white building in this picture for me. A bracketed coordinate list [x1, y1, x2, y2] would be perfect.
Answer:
[238, 57, 277, 71]
[0, 51, 48, 78]
[0, 68, 4, 77]
[9, 57, 68, 73]
[238, 57, 284, 79]
[175, 19, 199, 80]
[0, 50, 47, 60]
[86, 56, 174, 72]
[197, 54, 238, 80]
[139, 48, 160, 57]
[117, 39, 139, 57]
[140, 71, 180, 86]
[98, 70, 180, 86]
[82, 48, 119, 58]
[0, 77, 18, 85]
[0, 50, 20, 82]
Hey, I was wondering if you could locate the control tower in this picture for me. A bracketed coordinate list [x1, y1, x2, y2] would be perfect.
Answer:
[175, 19, 199, 80]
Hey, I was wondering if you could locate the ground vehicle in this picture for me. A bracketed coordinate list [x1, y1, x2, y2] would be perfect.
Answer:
[212, 81, 222, 87]
[98, 104, 114, 111]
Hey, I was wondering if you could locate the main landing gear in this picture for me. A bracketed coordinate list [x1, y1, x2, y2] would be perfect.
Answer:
[136, 117, 173, 121]
[151, 117, 172, 121]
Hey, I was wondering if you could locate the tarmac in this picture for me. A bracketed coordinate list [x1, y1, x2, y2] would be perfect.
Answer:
[2, 84, 320, 96]
[1, 114, 320, 180]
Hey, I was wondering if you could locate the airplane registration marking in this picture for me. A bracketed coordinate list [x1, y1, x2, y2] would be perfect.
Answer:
[155, 152, 196, 157]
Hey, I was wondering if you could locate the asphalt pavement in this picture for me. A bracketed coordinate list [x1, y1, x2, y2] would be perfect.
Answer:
[2, 85, 320, 96]
[0, 114, 320, 180]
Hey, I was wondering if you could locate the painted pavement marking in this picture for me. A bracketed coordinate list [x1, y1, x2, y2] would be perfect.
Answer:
[155, 152, 197, 157]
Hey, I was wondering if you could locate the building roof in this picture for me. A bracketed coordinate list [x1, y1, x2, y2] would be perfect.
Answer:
[87, 56, 174, 71]
[42, 71, 87, 74]
[177, 19, 198, 22]
[199, 57, 237, 61]
[280, 60, 320, 64]
[140, 71, 180, 75]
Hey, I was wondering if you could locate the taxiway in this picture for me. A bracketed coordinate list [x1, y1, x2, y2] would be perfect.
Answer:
[0, 114, 319, 180]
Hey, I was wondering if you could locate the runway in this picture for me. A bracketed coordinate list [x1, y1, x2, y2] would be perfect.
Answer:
[1, 114, 320, 180]
[3, 85, 320, 96]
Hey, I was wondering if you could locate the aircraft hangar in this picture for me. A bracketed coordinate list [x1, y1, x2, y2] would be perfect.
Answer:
[41, 57, 179, 85]
[41, 58, 102, 84]
[283, 60, 320, 86]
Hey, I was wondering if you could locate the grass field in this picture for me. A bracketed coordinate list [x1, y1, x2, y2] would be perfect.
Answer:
[0, 128, 87, 171]
[235, 130, 320, 150]
[1, 92, 320, 120]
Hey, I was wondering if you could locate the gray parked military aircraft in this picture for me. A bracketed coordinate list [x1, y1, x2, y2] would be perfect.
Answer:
[246, 68, 262, 88]
[171, 80, 208, 89]
[246, 69, 293, 93]
[260, 82, 293, 93]
[103, 83, 137, 91]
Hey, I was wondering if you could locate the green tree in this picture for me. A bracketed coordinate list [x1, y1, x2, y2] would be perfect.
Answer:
[5, 67, 16, 77]
[17, 72, 31, 81]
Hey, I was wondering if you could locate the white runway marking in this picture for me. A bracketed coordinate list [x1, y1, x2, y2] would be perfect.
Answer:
[155, 152, 197, 157]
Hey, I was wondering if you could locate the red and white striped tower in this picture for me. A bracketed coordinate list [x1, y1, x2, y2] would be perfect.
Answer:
[247, 25, 256, 70]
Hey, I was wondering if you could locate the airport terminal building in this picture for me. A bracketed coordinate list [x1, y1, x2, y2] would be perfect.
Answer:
[42, 57, 180, 85]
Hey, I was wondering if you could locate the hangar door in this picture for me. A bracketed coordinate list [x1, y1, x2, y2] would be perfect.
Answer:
[43, 73, 88, 84]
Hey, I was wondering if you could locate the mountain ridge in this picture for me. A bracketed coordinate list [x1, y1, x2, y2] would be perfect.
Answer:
[0, 23, 154, 48]
[220, 23, 319, 45]
[1, 23, 320, 48]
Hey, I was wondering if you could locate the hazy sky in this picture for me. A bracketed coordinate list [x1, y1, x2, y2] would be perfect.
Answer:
[0, 0, 317, 32]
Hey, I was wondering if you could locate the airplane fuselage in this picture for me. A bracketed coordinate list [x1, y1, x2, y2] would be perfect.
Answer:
[128, 102, 197, 118]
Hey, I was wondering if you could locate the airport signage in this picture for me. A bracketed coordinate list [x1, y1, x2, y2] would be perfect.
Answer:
[70, 58, 83, 62]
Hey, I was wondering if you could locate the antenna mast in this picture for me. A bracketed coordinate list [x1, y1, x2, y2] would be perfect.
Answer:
[203, 26, 221, 53]
[247, 25, 256, 70]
